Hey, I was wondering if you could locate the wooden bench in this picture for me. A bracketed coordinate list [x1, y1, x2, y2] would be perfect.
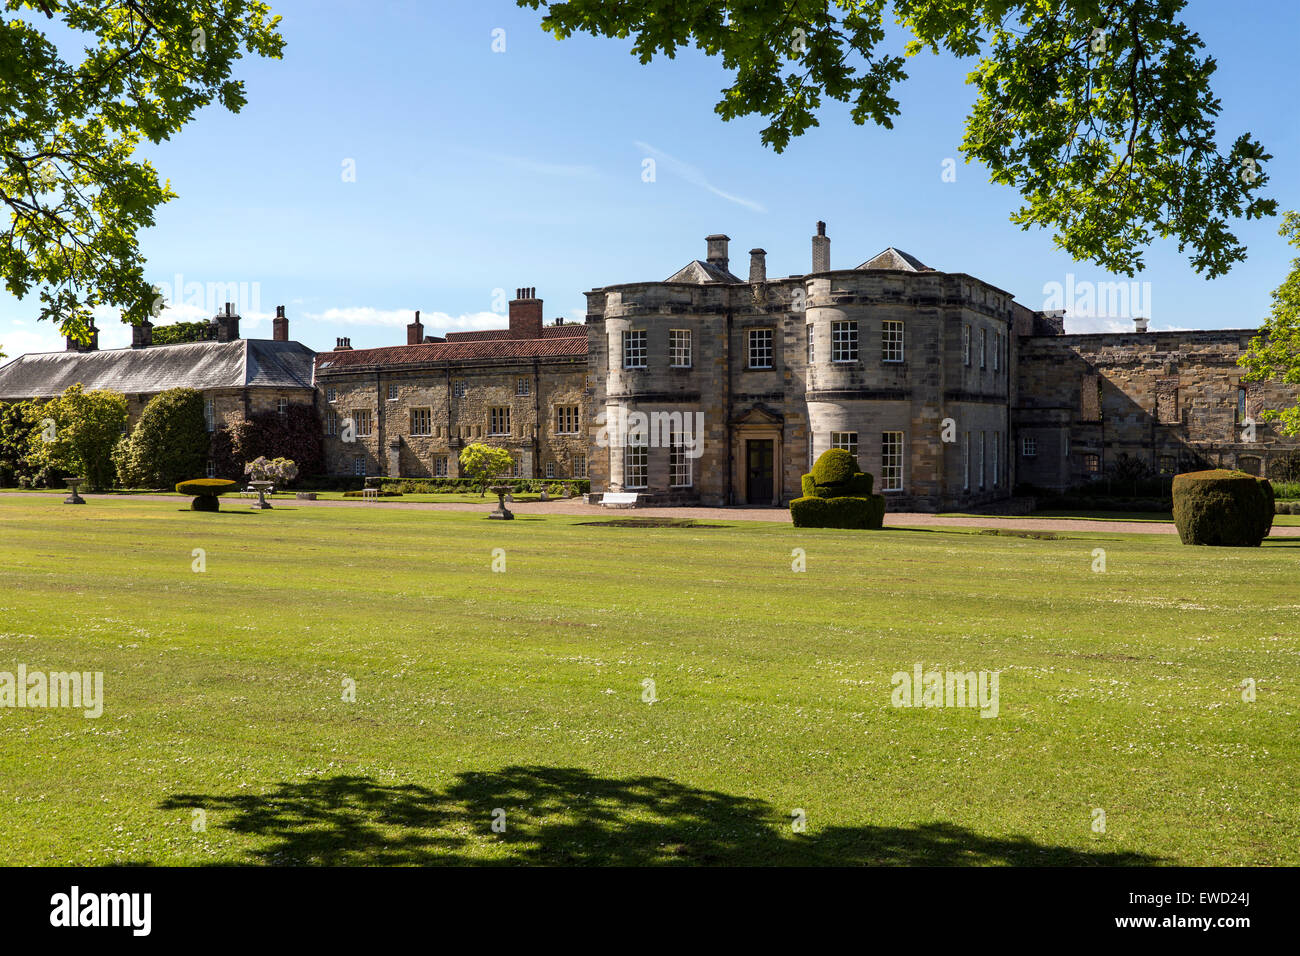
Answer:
[600, 492, 646, 509]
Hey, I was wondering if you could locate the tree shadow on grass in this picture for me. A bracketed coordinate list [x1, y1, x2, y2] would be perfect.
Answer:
[160, 767, 1162, 866]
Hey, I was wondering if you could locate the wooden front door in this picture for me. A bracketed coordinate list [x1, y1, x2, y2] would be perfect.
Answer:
[746, 439, 774, 504]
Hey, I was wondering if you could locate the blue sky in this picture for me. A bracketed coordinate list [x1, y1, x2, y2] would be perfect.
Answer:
[4, 0, 1299, 356]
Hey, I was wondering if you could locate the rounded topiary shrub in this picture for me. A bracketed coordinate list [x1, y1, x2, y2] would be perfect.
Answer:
[1172, 469, 1274, 547]
[811, 449, 858, 487]
[176, 478, 238, 512]
[790, 495, 830, 528]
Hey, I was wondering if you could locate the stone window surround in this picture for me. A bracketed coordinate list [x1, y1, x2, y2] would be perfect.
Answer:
[669, 329, 692, 368]
[747, 328, 774, 370]
[881, 320, 905, 364]
[882, 431, 904, 492]
[831, 320, 859, 363]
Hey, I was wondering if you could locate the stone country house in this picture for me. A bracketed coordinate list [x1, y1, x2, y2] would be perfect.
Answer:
[1, 225, 1298, 509]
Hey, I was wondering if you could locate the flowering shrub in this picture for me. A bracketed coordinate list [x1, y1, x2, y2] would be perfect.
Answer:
[244, 456, 298, 484]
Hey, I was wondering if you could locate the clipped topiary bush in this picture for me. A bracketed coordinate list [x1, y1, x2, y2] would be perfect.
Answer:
[1172, 469, 1274, 547]
[176, 478, 237, 512]
[792, 450, 886, 529]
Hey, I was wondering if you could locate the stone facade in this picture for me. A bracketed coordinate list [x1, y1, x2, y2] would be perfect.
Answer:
[314, 294, 589, 481]
[1014, 330, 1300, 489]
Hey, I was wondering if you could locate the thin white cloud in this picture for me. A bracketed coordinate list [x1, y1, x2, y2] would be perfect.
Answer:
[635, 141, 766, 213]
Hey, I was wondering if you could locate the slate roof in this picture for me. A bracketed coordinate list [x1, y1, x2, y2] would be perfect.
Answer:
[856, 248, 933, 272]
[0, 339, 316, 400]
[665, 260, 743, 284]
[315, 334, 588, 372]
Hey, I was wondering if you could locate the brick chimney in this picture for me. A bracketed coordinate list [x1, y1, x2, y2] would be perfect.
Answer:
[65, 320, 98, 352]
[749, 248, 767, 283]
[335, 337, 353, 351]
[706, 234, 730, 272]
[407, 310, 424, 345]
[509, 288, 543, 339]
[812, 221, 830, 272]
[273, 305, 289, 342]
[214, 302, 240, 342]
[130, 319, 153, 349]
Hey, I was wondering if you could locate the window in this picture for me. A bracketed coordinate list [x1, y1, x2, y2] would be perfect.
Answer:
[489, 407, 511, 436]
[669, 431, 693, 488]
[993, 333, 1001, 372]
[1237, 386, 1248, 424]
[831, 321, 858, 362]
[352, 409, 373, 437]
[806, 325, 815, 365]
[992, 432, 1000, 488]
[882, 432, 903, 492]
[545, 462, 555, 479]
[979, 329, 987, 369]
[625, 437, 647, 489]
[509, 457, 522, 478]
[387, 384, 398, 401]
[830, 431, 858, 458]
[572, 454, 587, 479]
[206, 461, 216, 478]
[452, 380, 468, 399]
[1237, 455, 1262, 476]
[963, 432, 971, 491]
[277, 397, 289, 416]
[204, 398, 215, 433]
[882, 320, 904, 363]
[353, 456, 366, 476]
[325, 413, 338, 437]
[979, 431, 986, 490]
[555, 405, 580, 434]
[623, 329, 647, 369]
[670, 329, 692, 368]
[326, 387, 338, 403]
[1022, 436, 1037, 458]
[1084, 453, 1101, 474]
[748, 328, 773, 369]
[963, 325, 971, 366]
[1158, 455, 1176, 475]
[410, 407, 432, 436]
[516, 378, 530, 397]
[433, 455, 449, 477]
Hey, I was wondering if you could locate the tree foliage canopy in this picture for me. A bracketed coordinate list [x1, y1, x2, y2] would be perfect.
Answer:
[27, 383, 128, 489]
[0, 0, 284, 353]
[518, 0, 1275, 276]
[459, 442, 516, 496]
[1240, 212, 1300, 436]
[114, 386, 207, 487]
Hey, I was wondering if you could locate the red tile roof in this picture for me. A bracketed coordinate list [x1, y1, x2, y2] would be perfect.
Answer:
[443, 324, 587, 341]
[315, 334, 588, 371]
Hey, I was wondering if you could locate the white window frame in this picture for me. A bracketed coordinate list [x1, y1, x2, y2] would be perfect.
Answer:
[326, 413, 338, 437]
[572, 454, 587, 479]
[545, 461, 555, 479]
[206, 461, 216, 478]
[963, 325, 971, 367]
[882, 432, 903, 493]
[353, 409, 373, 437]
[748, 328, 774, 369]
[353, 456, 366, 476]
[1022, 436, 1037, 458]
[622, 329, 647, 369]
[669, 329, 692, 368]
[452, 380, 468, 399]
[326, 387, 338, 403]
[979, 431, 986, 490]
[993, 332, 1001, 372]
[830, 431, 858, 459]
[963, 432, 971, 491]
[806, 325, 815, 365]
[992, 431, 1000, 487]
[516, 378, 530, 397]
[204, 398, 215, 433]
[433, 455, 449, 477]
[831, 321, 859, 363]
[624, 438, 648, 489]
[979, 328, 987, 369]
[882, 320, 904, 364]
[669, 431, 693, 488]
[387, 384, 399, 401]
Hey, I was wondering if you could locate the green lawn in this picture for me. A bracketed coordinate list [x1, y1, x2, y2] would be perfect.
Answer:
[0, 496, 1296, 865]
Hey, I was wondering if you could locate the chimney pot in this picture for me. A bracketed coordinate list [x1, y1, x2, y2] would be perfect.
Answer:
[705, 234, 730, 273]
[407, 309, 425, 346]
[131, 318, 153, 349]
[214, 306, 240, 342]
[749, 248, 767, 284]
[1135, 317, 1149, 333]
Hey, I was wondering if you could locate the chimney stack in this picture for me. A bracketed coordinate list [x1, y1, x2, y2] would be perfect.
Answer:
[1134, 317, 1149, 333]
[214, 302, 240, 342]
[130, 318, 153, 349]
[509, 287, 543, 339]
[705, 234, 730, 273]
[335, 337, 352, 351]
[65, 320, 99, 352]
[812, 221, 830, 272]
[273, 305, 289, 342]
[407, 309, 424, 345]
[749, 248, 767, 284]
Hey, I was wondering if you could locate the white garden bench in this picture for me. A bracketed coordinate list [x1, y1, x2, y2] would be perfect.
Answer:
[362, 487, 379, 500]
[601, 492, 646, 509]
